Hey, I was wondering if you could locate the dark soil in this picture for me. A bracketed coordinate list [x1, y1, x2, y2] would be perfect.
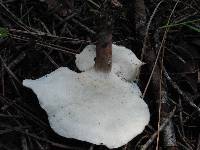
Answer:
[0, 0, 200, 150]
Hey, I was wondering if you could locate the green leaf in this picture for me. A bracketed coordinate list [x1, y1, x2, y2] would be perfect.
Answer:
[160, 18, 200, 29]
[0, 27, 9, 38]
[185, 24, 200, 32]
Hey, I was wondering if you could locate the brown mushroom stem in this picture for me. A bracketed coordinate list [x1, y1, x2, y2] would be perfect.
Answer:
[95, 29, 112, 73]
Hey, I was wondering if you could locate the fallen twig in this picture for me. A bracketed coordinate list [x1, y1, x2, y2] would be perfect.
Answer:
[72, 19, 96, 35]
[9, 28, 90, 43]
[0, 55, 21, 84]
[164, 68, 200, 114]
[10, 34, 78, 55]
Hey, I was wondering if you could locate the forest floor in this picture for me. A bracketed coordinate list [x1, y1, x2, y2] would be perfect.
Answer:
[0, 0, 200, 150]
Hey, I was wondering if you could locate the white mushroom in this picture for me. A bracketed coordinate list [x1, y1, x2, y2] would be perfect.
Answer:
[23, 37, 149, 148]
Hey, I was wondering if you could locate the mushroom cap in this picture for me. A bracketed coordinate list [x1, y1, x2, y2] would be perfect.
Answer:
[75, 44, 143, 81]
[23, 67, 150, 148]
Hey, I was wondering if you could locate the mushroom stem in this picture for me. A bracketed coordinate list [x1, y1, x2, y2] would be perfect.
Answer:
[95, 17, 112, 73]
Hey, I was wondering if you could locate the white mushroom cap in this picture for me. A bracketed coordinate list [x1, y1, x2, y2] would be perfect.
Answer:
[23, 44, 150, 148]
[23, 68, 149, 148]
[76, 44, 143, 81]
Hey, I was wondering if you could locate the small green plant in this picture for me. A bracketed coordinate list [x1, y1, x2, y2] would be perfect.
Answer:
[0, 27, 9, 38]
[160, 18, 200, 32]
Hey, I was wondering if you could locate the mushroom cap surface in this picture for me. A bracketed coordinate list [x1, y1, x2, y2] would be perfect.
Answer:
[75, 44, 143, 81]
[23, 44, 150, 148]
[23, 67, 149, 148]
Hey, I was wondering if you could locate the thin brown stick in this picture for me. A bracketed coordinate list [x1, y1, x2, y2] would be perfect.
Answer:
[10, 34, 78, 55]
[43, 51, 59, 68]
[164, 68, 200, 114]
[0, 114, 21, 118]
[9, 28, 90, 43]
[1, 63, 5, 96]
[72, 19, 96, 35]
[0, 52, 26, 81]
[0, 55, 21, 84]
[156, 48, 164, 150]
